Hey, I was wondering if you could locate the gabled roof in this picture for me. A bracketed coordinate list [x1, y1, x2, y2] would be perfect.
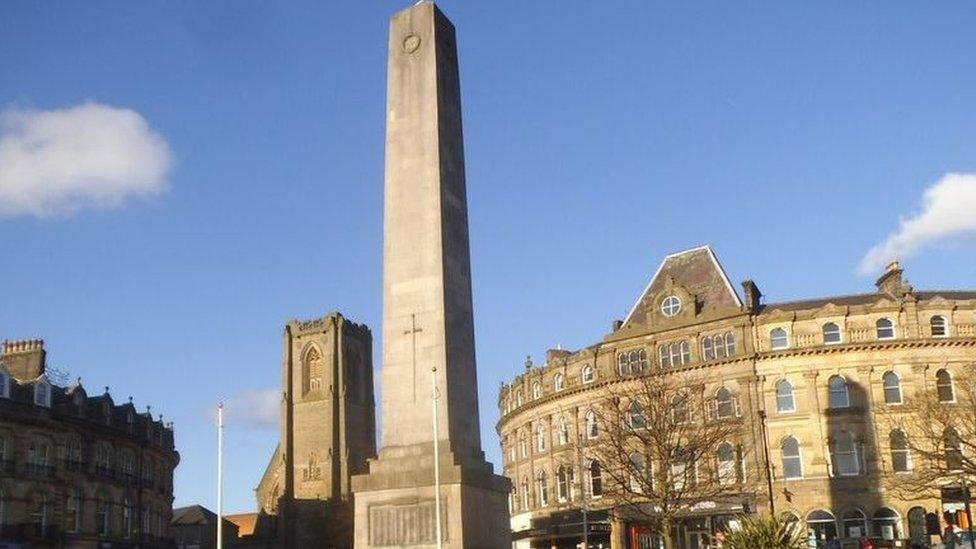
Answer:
[172, 505, 217, 525]
[624, 245, 742, 325]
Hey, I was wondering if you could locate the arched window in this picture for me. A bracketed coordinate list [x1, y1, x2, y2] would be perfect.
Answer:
[882, 371, 902, 405]
[936, 369, 955, 402]
[890, 429, 912, 473]
[670, 447, 694, 491]
[96, 495, 111, 536]
[557, 417, 569, 446]
[781, 436, 803, 479]
[302, 346, 323, 394]
[945, 427, 963, 470]
[123, 497, 134, 538]
[832, 432, 859, 476]
[876, 318, 895, 340]
[713, 335, 726, 359]
[629, 402, 646, 429]
[619, 352, 629, 375]
[822, 322, 842, 344]
[671, 394, 689, 424]
[516, 391, 523, 407]
[659, 345, 670, 368]
[581, 365, 594, 384]
[715, 387, 735, 419]
[554, 373, 565, 392]
[518, 431, 527, 459]
[535, 425, 547, 453]
[532, 382, 542, 400]
[907, 507, 927, 546]
[806, 510, 838, 544]
[637, 349, 648, 372]
[776, 380, 796, 413]
[842, 509, 867, 539]
[520, 478, 529, 510]
[828, 375, 850, 408]
[724, 332, 736, 356]
[628, 453, 646, 493]
[873, 507, 902, 540]
[556, 465, 573, 501]
[770, 328, 789, 350]
[702, 337, 714, 360]
[536, 471, 549, 507]
[931, 315, 948, 337]
[588, 460, 603, 497]
[679, 341, 691, 364]
[619, 349, 648, 375]
[717, 442, 736, 485]
[585, 411, 598, 439]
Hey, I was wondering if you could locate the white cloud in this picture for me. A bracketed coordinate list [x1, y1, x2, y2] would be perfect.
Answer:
[859, 173, 976, 275]
[223, 388, 280, 430]
[0, 102, 173, 217]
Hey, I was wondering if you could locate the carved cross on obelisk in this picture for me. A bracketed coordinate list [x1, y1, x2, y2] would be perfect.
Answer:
[403, 314, 423, 401]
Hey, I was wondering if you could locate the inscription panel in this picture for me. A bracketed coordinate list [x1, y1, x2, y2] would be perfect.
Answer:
[368, 500, 446, 546]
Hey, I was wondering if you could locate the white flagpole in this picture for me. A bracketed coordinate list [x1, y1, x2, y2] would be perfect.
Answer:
[217, 403, 224, 549]
[432, 367, 443, 549]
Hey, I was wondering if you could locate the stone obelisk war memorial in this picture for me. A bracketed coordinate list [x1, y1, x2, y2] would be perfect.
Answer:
[351, 2, 510, 548]
[252, 3, 509, 547]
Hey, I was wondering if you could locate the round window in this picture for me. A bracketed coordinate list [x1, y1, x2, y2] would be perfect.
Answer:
[661, 295, 682, 317]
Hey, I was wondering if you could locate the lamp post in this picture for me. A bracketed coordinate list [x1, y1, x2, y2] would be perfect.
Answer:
[216, 403, 224, 549]
[757, 410, 775, 516]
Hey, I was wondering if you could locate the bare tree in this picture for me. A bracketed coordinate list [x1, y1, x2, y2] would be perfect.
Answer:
[880, 369, 976, 502]
[580, 371, 749, 549]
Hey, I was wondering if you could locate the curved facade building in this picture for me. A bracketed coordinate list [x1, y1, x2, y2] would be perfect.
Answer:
[496, 246, 976, 549]
[0, 339, 178, 548]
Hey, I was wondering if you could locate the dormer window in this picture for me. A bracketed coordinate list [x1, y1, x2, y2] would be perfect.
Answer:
[661, 295, 682, 317]
[34, 380, 50, 408]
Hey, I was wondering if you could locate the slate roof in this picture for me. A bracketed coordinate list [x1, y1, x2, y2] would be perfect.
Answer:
[760, 290, 976, 313]
[172, 505, 217, 526]
[624, 245, 742, 324]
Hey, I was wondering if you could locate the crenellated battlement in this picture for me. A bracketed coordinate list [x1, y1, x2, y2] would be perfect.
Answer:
[1, 338, 44, 355]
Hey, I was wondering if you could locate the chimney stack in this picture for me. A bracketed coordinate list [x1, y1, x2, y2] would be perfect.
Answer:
[1, 339, 46, 381]
[875, 261, 913, 297]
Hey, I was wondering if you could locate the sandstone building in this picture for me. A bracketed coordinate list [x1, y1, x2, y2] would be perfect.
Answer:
[497, 246, 976, 548]
[0, 338, 178, 547]
[254, 312, 376, 547]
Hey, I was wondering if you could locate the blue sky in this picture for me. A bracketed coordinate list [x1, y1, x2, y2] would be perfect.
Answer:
[1, 1, 975, 513]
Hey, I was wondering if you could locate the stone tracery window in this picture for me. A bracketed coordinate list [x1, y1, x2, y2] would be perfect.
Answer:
[302, 346, 324, 394]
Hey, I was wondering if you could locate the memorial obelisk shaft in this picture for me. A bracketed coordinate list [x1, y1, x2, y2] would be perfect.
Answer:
[352, 3, 510, 548]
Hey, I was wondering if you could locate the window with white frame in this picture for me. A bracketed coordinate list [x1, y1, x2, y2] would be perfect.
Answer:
[945, 427, 963, 471]
[828, 375, 850, 408]
[781, 436, 803, 479]
[557, 465, 573, 501]
[890, 429, 912, 472]
[671, 449, 693, 491]
[557, 417, 569, 446]
[618, 349, 648, 375]
[931, 315, 948, 337]
[823, 322, 842, 344]
[536, 471, 549, 507]
[661, 295, 682, 317]
[882, 371, 902, 405]
[629, 402, 646, 429]
[581, 365, 595, 384]
[832, 432, 860, 476]
[717, 442, 736, 485]
[588, 460, 603, 498]
[554, 373, 565, 392]
[532, 382, 542, 400]
[660, 341, 691, 368]
[702, 336, 714, 360]
[628, 453, 646, 493]
[715, 387, 735, 419]
[936, 369, 955, 403]
[585, 411, 599, 439]
[876, 318, 895, 340]
[770, 328, 790, 350]
[536, 425, 547, 453]
[776, 380, 796, 413]
[843, 509, 867, 539]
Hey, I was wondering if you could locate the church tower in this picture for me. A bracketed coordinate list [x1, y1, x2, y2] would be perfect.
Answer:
[256, 312, 376, 548]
